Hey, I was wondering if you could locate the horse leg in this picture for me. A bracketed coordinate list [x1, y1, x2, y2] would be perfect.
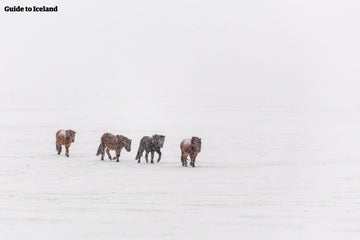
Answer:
[112, 149, 121, 162]
[106, 149, 112, 160]
[150, 151, 154, 164]
[100, 144, 105, 160]
[190, 154, 197, 167]
[145, 151, 149, 163]
[156, 150, 162, 162]
[56, 143, 62, 155]
[65, 145, 70, 157]
[136, 150, 141, 163]
[136, 147, 144, 163]
[137, 151, 142, 163]
[181, 153, 188, 167]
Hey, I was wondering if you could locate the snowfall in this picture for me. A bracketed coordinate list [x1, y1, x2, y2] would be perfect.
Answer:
[0, 94, 359, 240]
[2, 1, 360, 239]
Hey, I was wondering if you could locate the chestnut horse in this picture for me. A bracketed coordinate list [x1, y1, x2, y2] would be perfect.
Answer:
[56, 129, 76, 157]
[96, 133, 132, 162]
[180, 137, 202, 167]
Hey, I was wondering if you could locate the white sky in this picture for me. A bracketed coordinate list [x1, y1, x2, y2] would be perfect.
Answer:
[1, 1, 360, 107]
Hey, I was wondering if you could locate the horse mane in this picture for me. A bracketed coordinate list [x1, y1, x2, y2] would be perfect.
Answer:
[152, 134, 165, 148]
[152, 134, 165, 139]
[66, 130, 76, 137]
[116, 135, 131, 145]
[116, 135, 124, 143]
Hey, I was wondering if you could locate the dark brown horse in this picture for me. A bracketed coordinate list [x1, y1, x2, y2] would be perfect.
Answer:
[56, 129, 76, 157]
[96, 133, 132, 162]
[180, 137, 202, 167]
[135, 134, 165, 163]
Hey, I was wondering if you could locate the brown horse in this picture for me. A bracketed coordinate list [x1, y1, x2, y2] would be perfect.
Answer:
[180, 137, 202, 167]
[56, 129, 76, 157]
[96, 133, 132, 162]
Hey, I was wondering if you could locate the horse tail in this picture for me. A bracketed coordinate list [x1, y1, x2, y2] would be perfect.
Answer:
[135, 146, 143, 160]
[96, 144, 102, 156]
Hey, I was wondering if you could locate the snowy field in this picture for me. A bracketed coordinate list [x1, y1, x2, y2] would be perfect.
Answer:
[2, 1, 360, 239]
[1, 96, 360, 239]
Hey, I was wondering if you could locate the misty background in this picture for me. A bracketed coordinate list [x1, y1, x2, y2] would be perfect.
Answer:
[1, 2, 360, 238]
[0, 0, 359, 109]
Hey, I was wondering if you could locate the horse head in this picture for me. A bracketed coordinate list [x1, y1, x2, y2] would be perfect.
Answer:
[153, 134, 165, 148]
[118, 135, 132, 152]
[125, 137, 132, 152]
[66, 130, 76, 143]
[191, 136, 201, 152]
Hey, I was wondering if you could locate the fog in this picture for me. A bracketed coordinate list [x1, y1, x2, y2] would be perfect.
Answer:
[2, 2, 360, 239]
[1, 0, 359, 108]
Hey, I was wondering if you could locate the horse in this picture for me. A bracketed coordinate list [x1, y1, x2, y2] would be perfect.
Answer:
[56, 129, 76, 157]
[135, 134, 165, 163]
[180, 137, 202, 167]
[96, 133, 132, 162]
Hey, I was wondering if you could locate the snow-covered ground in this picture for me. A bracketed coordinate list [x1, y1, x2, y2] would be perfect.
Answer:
[1, 1, 360, 238]
[1, 96, 360, 239]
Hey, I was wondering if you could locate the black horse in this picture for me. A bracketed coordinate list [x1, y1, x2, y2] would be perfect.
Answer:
[135, 134, 165, 163]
